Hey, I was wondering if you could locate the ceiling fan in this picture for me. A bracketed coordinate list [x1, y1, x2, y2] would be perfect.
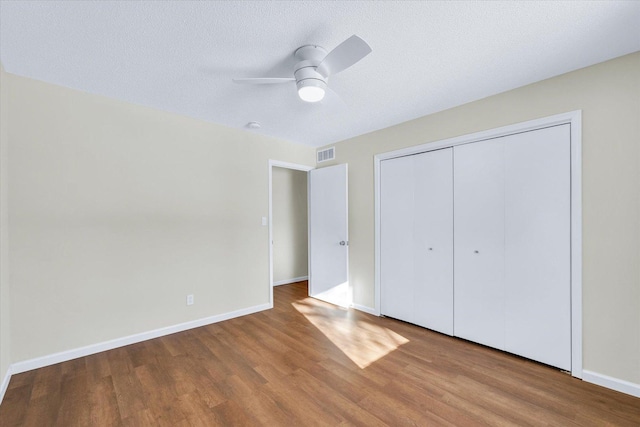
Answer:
[233, 35, 372, 103]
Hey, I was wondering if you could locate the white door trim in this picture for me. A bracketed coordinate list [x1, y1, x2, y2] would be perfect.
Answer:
[268, 160, 314, 308]
[373, 110, 582, 378]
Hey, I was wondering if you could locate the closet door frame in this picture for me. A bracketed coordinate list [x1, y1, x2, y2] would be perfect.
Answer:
[373, 110, 582, 378]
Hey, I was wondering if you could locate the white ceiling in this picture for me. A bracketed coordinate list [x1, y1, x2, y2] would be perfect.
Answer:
[1, 1, 639, 147]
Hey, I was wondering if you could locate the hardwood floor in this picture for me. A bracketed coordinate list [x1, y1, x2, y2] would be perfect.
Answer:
[1, 281, 639, 426]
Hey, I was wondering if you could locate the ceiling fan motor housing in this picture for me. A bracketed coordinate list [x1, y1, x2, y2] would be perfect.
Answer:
[294, 45, 328, 91]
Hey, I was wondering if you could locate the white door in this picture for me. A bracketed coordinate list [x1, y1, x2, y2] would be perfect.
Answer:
[309, 164, 349, 307]
[413, 148, 454, 335]
[455, 125, 571, 370]
[380, 149, 454, 335]
[380, 155, 415, 322]
[504, 124, 571, 370]
[454, 139, 506, 350]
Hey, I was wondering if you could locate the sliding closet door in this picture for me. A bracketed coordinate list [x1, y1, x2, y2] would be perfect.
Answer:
[504, 125, 571, 370]
[454, 140, 505, 350]
[380, 155, 415, 322]
[413, 149, 453, 334]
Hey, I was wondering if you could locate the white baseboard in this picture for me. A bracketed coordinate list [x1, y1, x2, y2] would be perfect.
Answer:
[273, 276, 308, 286]
[10, 302, 272, 375]
[351, 303, 378, 316]
[0, 365, 11, 404]
[582, 370, 640, 398]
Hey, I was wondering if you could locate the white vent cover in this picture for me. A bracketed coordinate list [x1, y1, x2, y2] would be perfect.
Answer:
[317, 147, 335, 163]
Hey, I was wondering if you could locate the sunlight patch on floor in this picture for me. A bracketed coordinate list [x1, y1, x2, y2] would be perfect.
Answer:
[292, 299, 409, 368]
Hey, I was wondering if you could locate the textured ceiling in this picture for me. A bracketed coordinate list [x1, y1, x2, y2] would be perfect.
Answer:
[1, 1, 639, 147]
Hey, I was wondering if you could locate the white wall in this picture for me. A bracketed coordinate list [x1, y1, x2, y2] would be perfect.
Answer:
[272, 167, 308, 284]
[320, 52, 640, 387]
[0, 65, 11, 392]
[6, 73, 315, 363]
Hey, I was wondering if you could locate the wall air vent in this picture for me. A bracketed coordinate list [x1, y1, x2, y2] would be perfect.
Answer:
[317, 147, 335, 163]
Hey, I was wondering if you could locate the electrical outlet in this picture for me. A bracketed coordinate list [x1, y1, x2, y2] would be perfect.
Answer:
[186, 294, 194, 306]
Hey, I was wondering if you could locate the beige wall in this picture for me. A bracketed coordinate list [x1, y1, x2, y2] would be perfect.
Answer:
[272, 167, 308, 284]
[0, 65, 10, 385]
[321, 52, 640, 385]
[6, 73, 315, 363]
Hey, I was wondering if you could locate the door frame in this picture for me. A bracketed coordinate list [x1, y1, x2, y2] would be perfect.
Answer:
[373, 110, 582, 378]
[268, 160, 314, 308]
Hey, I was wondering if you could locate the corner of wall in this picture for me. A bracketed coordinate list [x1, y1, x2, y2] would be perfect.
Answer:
[0, 63, 12, 403]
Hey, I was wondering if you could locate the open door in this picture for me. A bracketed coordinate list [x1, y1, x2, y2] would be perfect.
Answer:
[309, 164, 349, 308]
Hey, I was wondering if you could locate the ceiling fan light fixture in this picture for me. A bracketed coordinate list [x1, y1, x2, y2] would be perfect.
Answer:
[297, 79, 326, 103]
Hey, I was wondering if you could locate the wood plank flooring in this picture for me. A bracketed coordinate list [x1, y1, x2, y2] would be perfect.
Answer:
[1, 281, 639, 426]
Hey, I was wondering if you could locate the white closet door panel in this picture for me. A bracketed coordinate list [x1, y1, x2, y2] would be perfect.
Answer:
[504, 125, 571, 370]
[454, 140, 505, 350]
[413, 148, 454, 335]
[380, 156, 415, 322]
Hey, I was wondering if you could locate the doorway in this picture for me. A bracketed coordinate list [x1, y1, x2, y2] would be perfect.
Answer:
[272, 166, 309, 285]
[268, 160, 313, 307]
[268, 160, 350, 309]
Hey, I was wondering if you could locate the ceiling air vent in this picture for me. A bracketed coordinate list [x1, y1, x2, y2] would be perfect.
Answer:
[317, 147, 335, 163]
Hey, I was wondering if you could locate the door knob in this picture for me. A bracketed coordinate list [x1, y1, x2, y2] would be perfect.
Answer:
[428, 248, 433, 251]
[474, 250, 479, 254]
[339, 241, 348, 246]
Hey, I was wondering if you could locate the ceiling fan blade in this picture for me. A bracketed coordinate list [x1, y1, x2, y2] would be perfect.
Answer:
[233, 77, 295, 84]
[322, 86, 349, 110]
[316, 35, 372, 78]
